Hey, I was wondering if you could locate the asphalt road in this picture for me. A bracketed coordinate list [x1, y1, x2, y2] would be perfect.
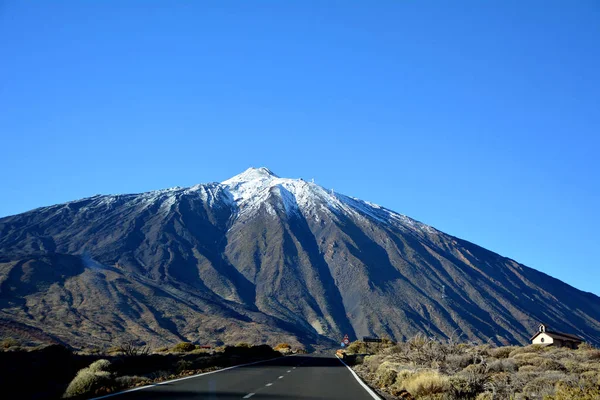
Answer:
[96, 354, 379, 400]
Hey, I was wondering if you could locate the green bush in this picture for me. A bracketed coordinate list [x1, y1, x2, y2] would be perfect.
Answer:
[172, 342, 196, 352]
[62, 360, 115, 398]
[87, 359, 112, 373]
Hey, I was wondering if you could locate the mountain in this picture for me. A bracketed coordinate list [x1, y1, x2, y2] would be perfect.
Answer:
[1, 167, 599, 349]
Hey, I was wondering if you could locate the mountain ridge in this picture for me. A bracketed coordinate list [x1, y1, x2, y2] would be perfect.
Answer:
[1, 168, 599, 349]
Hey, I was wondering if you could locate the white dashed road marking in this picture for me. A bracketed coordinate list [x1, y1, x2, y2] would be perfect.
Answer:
[243, 394, 255, 399]
[278, 376, 284, 379]
[265, 383, 273, 387]
[287, 370, 291, 373]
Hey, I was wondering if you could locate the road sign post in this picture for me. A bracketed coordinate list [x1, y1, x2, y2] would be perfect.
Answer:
[342, 334, 350, 346]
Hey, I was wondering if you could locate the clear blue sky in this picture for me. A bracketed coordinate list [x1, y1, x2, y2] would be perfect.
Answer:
[1, 1, 599, 295]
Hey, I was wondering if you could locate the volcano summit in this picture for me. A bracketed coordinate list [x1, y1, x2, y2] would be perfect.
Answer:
[1, 168, 599, 349]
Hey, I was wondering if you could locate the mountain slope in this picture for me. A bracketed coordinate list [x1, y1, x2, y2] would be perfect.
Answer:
[1, 167, 599, 348]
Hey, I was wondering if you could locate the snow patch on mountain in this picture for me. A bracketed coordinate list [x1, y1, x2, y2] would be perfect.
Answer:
[55, 167, 435, 233]
[217, 167, 436, 234]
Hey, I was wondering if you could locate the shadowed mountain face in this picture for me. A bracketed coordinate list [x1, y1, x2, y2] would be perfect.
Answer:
[1, 167, 599, 349]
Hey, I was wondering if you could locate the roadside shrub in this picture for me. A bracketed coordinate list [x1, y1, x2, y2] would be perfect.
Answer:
[353, 354, 365, 365]
[486, 372, 513, 398]
[546, 347, 576, 362]
[88, 359, 112, 373]
[115, 375, 146, 388]
[581, 349, 600, 361]
[63, 360, 115, 398]
[146, 370, 170, 381]
[488, 358, 517, 373]
[490, 346, 518, 359]
[235, 342, 251, 348]
[346, 341, 368, 354]
[520, 371, 566, 398]
[578, 343, 596, 351]
[450, 365, 489, 399]
[563, 360, 583, 373]
[175, 360, 193, 373]
[446, 353, 475, 372]
[352, 340, 600, 400]
[172, 342, 196, 352]
[563, 360, 600, 374]
[155, 347, 169, 352]
[546, 382, 600, 400]
[518, 365, 538, 373]
[538, 358, 565, 371]
[513, 352, 539, 366]
[374, 362, 398, 387]
[580, 370, 600, 381]
[509, 345, 546, 358]
[403, 370, 450, 397]
[363, 354, 385, 373]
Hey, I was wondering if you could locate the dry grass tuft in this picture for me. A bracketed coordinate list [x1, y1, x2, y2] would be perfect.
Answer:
[402, 370, 450, 397]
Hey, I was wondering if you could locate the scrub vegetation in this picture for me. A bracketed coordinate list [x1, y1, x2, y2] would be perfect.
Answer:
[0, 341, 293, 400]
[344, 336, 600, 400]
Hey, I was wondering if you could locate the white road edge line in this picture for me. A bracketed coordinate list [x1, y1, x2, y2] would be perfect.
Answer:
[336, 355, 382, 400]
[90, 356, 287, 400]
[243, 394, 255, 399]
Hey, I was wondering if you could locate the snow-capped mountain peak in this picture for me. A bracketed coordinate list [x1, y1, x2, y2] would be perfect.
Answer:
[222, 167, 278, 185]
[218, 168, 434, 232]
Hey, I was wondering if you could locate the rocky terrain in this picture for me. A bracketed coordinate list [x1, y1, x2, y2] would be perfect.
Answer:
[1, 167, 599, 349]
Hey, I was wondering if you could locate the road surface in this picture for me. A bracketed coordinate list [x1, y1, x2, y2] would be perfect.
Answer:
[96, 354, 380, 400]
